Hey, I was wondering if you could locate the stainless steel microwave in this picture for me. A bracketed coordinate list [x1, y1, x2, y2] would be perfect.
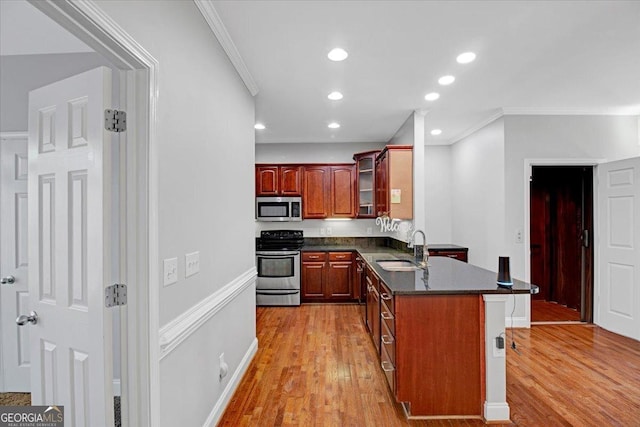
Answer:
[256, 197, 302, 222]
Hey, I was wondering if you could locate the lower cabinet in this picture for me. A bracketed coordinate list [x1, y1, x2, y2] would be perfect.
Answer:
[366, 267, 381, 353]
[379, 280, 396, 394]
[301, 251, 354, 301]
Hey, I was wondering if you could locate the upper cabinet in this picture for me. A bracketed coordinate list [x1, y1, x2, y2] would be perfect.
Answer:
[353, 150, 380, 218]
[302, 165, 330, 218]
[302, 164, 356, 219]
[256, 165, 302, 196]
[375, 146, 413, 219]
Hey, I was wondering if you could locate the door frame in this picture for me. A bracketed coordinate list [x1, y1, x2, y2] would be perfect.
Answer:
[25, 1, 159, 426]
[523, 158, 602, 318]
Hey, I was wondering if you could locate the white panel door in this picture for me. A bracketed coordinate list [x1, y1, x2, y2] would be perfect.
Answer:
[26, 67, 114, 427]
[0, 135, 30, 392]
[597, 157, 640, 340]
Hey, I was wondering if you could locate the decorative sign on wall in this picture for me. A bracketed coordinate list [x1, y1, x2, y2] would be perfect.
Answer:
[391, 188, 402, 204]
[376, 215, 401, 232]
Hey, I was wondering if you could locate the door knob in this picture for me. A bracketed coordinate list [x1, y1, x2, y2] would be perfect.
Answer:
[16, 311, 38, 326]
[1, 275, 15, 285]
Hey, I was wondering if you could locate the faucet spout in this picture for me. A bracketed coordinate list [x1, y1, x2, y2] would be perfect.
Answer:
[409, 229, 428, 267]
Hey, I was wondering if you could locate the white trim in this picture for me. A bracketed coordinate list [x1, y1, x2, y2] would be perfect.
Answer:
[202, 337, 258, 427]
[450, 109, 503, 144]
[194, 0, 259, 96]
[158, 268, 257, 359]
[502, 107, 640, 116]
[113, 379, 121, 396]
[0, 132, 28, 140]
[25, 2, 157, 426]
[483, 402, 510, 423]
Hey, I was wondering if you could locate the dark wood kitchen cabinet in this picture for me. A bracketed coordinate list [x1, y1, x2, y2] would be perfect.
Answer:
[428, 246, 469, 263]
[365, 266, 381, 353]
[301, 251, 354, 301]
[255, 165, 302, 196]
[302, 164, 356, 219]
[302, 166, 330, 218]
[301, 252, 327, 300]
[353, 150, 380, 218]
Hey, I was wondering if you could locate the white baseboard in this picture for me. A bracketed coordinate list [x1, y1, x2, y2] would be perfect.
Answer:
[483, 401, 510, 422]
[202, 337, 258, 427]
[506, 316, 530, 328]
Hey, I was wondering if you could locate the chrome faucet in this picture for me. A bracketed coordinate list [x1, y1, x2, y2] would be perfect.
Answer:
[409, 229, 428, 267]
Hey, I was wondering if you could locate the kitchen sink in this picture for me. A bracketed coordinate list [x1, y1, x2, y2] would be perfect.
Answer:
[377, 260, 421, 272]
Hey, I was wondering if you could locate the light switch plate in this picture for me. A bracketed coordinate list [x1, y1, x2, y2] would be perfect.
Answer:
[163, 257, 178, 287]
[185, 251, 200, 278]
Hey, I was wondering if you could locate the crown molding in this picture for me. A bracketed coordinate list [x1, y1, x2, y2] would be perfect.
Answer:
[501, 107, 640, 116]
[450, 109, 504, 144]
[194, 0, 259, 96]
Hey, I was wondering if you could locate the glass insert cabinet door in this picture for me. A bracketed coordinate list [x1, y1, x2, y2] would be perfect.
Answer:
[354, 150, 379, 218]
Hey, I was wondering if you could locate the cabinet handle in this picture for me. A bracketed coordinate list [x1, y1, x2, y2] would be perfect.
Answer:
[447, 254, 457, 258]
[381, 361, 395, 372]
[381, 335, 394, 345]
[308, 256, 320, 259]
[381, 311, 394, 320]
[381, 293, 392, 301]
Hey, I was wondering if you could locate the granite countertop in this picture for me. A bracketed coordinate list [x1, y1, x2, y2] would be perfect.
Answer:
[301, 244, 535, 296]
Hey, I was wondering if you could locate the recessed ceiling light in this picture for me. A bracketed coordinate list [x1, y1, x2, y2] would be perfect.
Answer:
[328, 48, 348, 61]
[438, 75, 455, 85]
[328, 91, 344, 100]
[424, 92, 440, 101]
[456, 52, 476, 64]
[430, 129, 442, 136]
[254, 123, 266, 130]
[328, 122, 341, 129]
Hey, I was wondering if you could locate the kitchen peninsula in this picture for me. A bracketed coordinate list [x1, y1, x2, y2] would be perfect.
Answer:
[303, 241, 535, 422]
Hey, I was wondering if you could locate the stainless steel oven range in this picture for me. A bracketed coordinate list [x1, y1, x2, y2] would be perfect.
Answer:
[255, 230, 304, 306]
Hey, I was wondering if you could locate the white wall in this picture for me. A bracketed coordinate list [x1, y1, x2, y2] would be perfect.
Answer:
[451, 118, 506, 271]
[0, 53, 112, 132]
[94, 1, 256, 426]
[424, 145, 452, 243]
[388, 113, 414, 146]
[504, 115, 640, 281]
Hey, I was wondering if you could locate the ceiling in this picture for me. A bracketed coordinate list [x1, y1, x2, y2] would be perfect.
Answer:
[0, 0, 92, 56]
[212, 0, 640, 145]
[2, 1, 638, 146]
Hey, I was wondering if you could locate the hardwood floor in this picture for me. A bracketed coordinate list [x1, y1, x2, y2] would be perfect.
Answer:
[531, 300, 581, 323]
[219, 304, 640, 426]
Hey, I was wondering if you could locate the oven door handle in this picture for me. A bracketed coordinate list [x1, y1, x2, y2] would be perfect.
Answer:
[256, 290, 300, 296]
[256, 251, 300, 257]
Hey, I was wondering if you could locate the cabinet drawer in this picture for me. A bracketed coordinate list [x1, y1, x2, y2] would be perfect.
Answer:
[381, 300, 395, 336]
[379, 281, 394, 314]
[380, 344, 396, 394]
[329, 252, 353, 261]
[302, 252, 327, 262]
[428, 250, 468, 263]
[381, 318, 395, 365]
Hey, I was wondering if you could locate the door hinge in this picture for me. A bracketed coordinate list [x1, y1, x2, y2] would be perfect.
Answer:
[104, 109, 127, 132]
[105, 283, 127, 307]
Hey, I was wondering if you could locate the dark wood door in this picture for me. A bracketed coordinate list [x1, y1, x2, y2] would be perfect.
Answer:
[255, 166, 279, 195]
[302, 166, 329, 218]
[329, 165, 356, 217]
[327, 262, 352, 298]
[280, 166, 302, 196]
[301, 262, 326, 300]
[530, 166, 593, 317]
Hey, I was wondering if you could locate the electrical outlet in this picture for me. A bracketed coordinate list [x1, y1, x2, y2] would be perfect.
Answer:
[319, 228, 325, 236]
[515, 229, 523, 244]
[326, 227, 332, 236]
[367, 227, 373, 235]
[163, 257, 178, 287]
[185, 251, 200, 278]
[493, 336, 506, 358]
